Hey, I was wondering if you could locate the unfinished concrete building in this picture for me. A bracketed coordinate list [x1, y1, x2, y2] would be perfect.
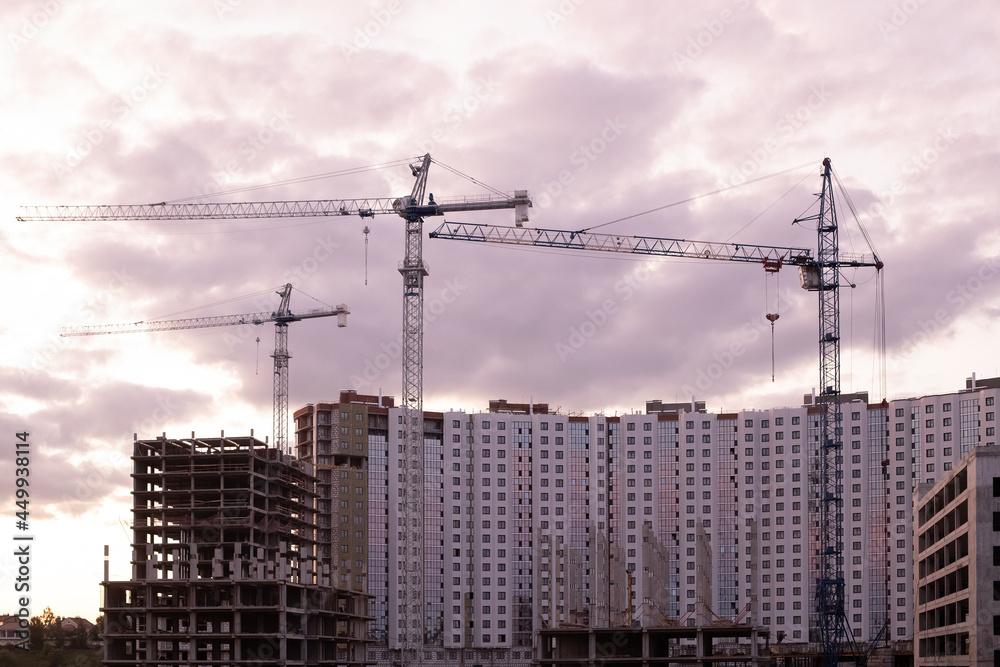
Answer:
[101, 435, 371, 666]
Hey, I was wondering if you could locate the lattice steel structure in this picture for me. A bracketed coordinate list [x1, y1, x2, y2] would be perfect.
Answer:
[793, 158, 882, 666]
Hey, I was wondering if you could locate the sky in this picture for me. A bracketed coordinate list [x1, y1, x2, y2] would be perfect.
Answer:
[2, 0, 998, 621]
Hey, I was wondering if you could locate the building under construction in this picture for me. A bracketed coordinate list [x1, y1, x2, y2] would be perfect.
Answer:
[101, 435, 370, 666]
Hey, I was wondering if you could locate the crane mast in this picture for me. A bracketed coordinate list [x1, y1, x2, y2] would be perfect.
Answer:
[793, 157, 885, 666]
[22, 154, 531, 664]
[399, 156, 430, 664]
[809, 158, 844, 664]
[60, 283, 348, 453]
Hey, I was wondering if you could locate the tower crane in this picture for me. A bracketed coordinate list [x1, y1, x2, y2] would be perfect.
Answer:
[20, 154, 531, 664]
[431, 158, 884, 667]
[60, 283, 348, 453]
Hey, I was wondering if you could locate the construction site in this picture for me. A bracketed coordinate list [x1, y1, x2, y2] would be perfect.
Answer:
[27, 155, 990, 667]
[101, 436, 370, 666]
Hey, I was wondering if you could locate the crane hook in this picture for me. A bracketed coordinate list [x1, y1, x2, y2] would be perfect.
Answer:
[765, 261, 781, 382]
[363, 225, 370, 286]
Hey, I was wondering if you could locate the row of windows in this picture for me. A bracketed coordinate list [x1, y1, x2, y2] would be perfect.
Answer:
[424, 399, 994, 434]
[894, 402, 963, 417]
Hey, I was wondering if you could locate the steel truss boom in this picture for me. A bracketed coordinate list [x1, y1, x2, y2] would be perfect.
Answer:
[18, 193, 528, 222]
[22, 154, 531, 665]
[430, 222, 815, 264]
[60, 304, 344, 336]
[59, 284, 348, 454]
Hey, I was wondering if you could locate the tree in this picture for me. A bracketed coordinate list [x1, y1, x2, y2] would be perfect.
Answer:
[89, 615, 103, 645]
[68, 622, 89, 649]
[45, 610, 65, 648]
[28, 615, 45, 650]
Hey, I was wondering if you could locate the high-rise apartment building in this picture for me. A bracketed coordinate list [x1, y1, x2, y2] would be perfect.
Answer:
[295, 375, 1000, 666]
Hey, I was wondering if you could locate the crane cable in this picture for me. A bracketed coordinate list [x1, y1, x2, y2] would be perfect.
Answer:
[578, 160, 816, 234]
[164, 158, 420, 204]
[725, 170, 814, 243]
[831, 165, 887, 403]
[832, 167, 881, 259]
[149, 286, 282, 321]
[430, 159, 510, 199]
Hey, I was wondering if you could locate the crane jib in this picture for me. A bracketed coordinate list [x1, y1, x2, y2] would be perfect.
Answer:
[429, 222, 816, 265]
[19, 193, 527, 222]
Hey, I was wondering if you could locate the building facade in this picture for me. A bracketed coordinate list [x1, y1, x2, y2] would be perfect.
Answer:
[294, 375, 1000, 665]
[913, 444, 1000, 665]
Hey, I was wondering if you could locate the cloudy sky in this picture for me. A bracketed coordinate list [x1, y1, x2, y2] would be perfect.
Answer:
[2, 0, 997, 620]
